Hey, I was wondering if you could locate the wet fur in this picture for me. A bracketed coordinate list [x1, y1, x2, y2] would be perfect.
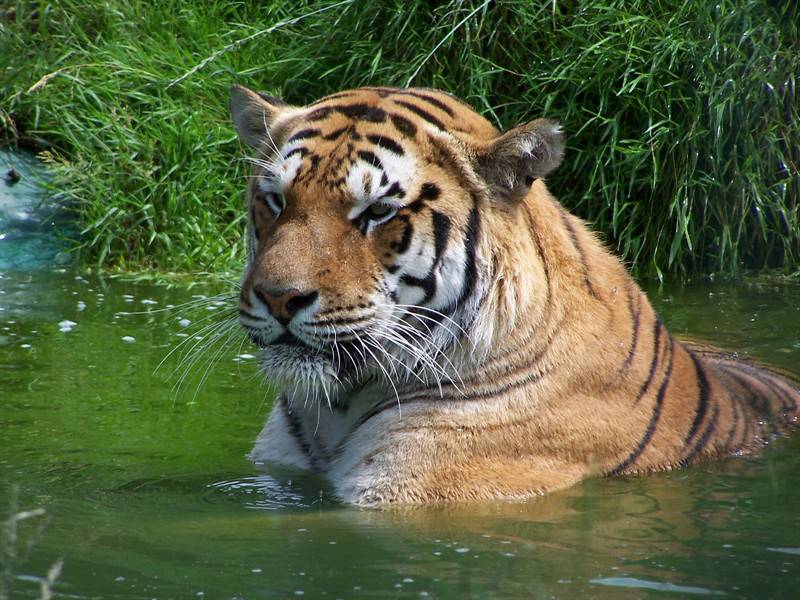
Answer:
[230, 85, 800, 505]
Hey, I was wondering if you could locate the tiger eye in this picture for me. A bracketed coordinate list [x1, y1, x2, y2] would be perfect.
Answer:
[365, 202, 394, 220]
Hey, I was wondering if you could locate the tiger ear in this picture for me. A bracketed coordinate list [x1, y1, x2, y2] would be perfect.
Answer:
[229, 84, 292, 148]
[475, 119, 565, 197]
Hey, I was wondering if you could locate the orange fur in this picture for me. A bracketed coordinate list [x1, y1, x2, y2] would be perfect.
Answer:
[230, 85, 800, 505]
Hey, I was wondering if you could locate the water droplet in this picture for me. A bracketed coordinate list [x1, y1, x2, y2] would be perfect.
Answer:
[58, 320, 76, 332]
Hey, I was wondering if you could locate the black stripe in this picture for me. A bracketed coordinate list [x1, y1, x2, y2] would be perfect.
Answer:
[406, 183, 440, 212]
[399, 91, 455, 116]
[392, 306, 561, 403]
[400, 273, 437, 303]
[384, 181, 405, 198]
[718, 366, 781, 434]
[728, 391, 742, 450]
[307, 106, 332, 121]
[398, 210, 451, 304]
[280, 396, 318, 469]
[719, 366, 769, 414]
[618, 283, 641, 378]
[609, 337, 675, 476]
[420, 183, 441, 200]
[431, 211, 452, 263]
[680, 403, 719, 467]
[731, 362, 799, 415]
[366, 134, 405, 155]
[458, 197, 481, 306]
[715, 366, 762, 442]
[287, 128, 320, 144]
[337, 103, 387, 122]
[284, 147, 308, 160]
[396, 194, 481, 350]
[391, 217, 414, 254]
[718, 371, 742, 450]
[634, 318, 664, 405]
[393, 99, 446, 130]
[739, 401, 754, 449]
[420, 364, 551, 401]
[322, 126, 350, 140]
[357, 150, 384, 171]
[558, 207, 599, 298]
[389, 113, 417, 137]
[353, 358, 551, 428]
[718, 368, 757, 448]
[685, 352, 711, 446]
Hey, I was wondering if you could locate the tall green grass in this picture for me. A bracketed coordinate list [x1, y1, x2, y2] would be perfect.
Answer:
[1, 0, 798, 275]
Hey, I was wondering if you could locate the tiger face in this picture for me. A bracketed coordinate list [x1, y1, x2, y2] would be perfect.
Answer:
[230, 85, 564, 396]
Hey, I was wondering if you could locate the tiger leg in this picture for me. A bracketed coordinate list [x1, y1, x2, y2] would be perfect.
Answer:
[332, 446, 588, 506]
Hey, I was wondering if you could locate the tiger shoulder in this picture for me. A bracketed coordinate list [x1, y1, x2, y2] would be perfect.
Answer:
[229, 84, 800, 505]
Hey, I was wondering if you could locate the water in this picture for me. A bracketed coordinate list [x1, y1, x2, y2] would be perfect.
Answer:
[1, 269, 799, 599]
[0, 150, 72, 270]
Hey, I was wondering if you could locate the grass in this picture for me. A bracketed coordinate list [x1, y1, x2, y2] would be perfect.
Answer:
[1, 0, 798, 276]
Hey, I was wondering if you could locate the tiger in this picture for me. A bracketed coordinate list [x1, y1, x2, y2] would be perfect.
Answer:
[229, 83, 800, 506]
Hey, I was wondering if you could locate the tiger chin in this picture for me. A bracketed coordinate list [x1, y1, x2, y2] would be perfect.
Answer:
[228, 83, 800, 506]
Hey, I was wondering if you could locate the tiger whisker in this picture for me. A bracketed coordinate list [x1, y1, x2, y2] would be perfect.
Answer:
[171, 321, 238, 397]
[170, 316, 239, 397]
[375, 314, 466, 392]
[125, 292, 236, 316]
[160, 311, 238, 377]
[391, 303, 469, 339]
[365, 329, 429, 387]
[190, 324, 245, 404]
[354, 333, 401, 414]
[370, 314, 461, 393]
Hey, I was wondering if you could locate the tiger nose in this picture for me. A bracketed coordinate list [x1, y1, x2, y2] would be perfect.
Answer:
[253, 285, 318, 325]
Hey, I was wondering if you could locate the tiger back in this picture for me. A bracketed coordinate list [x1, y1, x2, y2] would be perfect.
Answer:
[229, 84, 800, 505]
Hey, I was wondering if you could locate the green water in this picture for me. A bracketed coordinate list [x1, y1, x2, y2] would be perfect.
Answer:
[1, 269, 799, 599]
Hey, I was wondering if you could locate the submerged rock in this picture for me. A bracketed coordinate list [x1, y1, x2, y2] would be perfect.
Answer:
[4, 167, 21, 184]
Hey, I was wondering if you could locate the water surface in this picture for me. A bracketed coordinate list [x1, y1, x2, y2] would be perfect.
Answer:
[1, 269, 798, 599]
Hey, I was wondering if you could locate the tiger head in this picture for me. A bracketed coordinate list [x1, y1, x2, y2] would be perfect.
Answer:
[230, 85, 564, 396]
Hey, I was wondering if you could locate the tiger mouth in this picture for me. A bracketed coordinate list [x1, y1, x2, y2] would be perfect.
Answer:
[272, 332, 307, 348]
[245, 328, 311, 350]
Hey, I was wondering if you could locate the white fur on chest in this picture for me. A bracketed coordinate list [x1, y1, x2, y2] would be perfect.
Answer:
[249, 382, 392, 471]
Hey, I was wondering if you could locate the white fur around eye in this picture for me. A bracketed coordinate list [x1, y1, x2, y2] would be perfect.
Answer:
[346, 145, 418, 212]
